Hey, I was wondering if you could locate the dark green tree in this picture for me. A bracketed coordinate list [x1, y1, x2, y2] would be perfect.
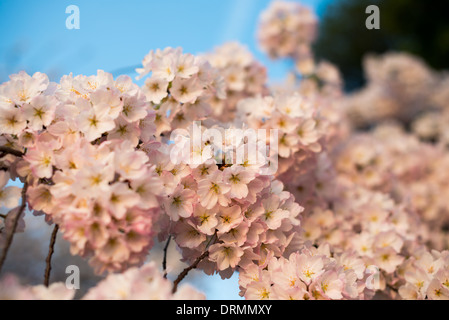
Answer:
[314, 0, 449, 91]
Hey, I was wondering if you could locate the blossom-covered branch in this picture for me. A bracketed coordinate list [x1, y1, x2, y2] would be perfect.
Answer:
[0, 181, 28, 274]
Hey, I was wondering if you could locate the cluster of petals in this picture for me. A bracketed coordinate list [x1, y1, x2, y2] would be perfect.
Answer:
[0, 274, 74, 300]
[334, 123, 449, 250]
[235, 92, 336, 208]
[83, 261, 205, 300]
[343, 52, 447, 128]
[240, 244, 372, 300]
[152, 122, 303, 279]
[202, 42, 268, 121]
[1, 0, 449, 301]
[0, 262, 205, 300]
[136, 47, 226, 135]
[398, 249, 449, 300]
[0, 69, 165, 273]
[25, 136, 164, 273]
[257, 1, 318, 73]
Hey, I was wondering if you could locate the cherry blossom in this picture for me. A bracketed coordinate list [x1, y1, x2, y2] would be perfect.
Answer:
[0, 0, 448, 301]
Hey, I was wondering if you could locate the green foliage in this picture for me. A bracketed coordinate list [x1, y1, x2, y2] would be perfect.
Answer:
[314, 0, 449, 91]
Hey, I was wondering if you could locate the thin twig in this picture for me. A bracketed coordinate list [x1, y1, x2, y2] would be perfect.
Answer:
[171, 250, 209, 294]
[162, 235, 171, 279]
[0, 146, 24, 157]
[0, 214, 6, 219]
[44, 224, 59, 287]
[0, 181, 28, 274]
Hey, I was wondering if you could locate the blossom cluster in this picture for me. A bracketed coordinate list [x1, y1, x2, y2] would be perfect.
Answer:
[0, 70, 156, 145]
[136, 47, 226, 135]
[0, 261, 205, 300]
[343, 52, 446, 128]
[240, 244, 372, 300]
[229, 1, 449, 301]
[151, 123, 303, 279]
[257, 1, 318, 74]
[0, 69, 166, 273]
[202, 42, 268, 121]
[82, 261, 205, 300]
[0, 0, 449, 301]
[0, 274, 75, 300]
[334, 123, 449, 250]
[28, 138, 164, 273]
[398, 249, 449, 300]
[235, 92, 339, 211]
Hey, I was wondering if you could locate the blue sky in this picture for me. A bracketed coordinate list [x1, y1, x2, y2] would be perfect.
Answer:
[0, 0, 331, 299]
[0, 0, 330, 84]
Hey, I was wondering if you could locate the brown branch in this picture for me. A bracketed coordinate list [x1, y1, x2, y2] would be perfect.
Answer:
[44, 224, 59, 287]
[162, 235, 171, 279]
[0, 180, 28, 274]
[0, 146, 24, 157]
[0, 214, 6, 219]
[171, 250, 209, 294]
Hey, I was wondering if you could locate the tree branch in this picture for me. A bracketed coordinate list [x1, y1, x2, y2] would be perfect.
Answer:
[0, 146, 24, 157]
[172, 250, 209, 294]
[0, 181, 28, 274]
[162, 235, 171, 279]
[44, 224, 59, 287]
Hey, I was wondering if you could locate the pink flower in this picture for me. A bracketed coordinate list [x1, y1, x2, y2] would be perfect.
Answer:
[296, 252, 324, 285]
[108, 116, 141, 146]
[89, 88, 123, 119]
[143, 77, 169, 104]
[311, 270, 344, 300]
[97, 236, 130, 264]
[151, 54, 177, 81]
[164, 185, 196, 221]
[260, 195, 290, 230]
[120, 94, 148, 123]
[24, 146, 55, 179]
[76, 100, 115, 142]
[209, 243, 244, 271]
[22, 95, 57, 131]
[373, 247, 404, 274]
[103, 182, 140, 219]
[174, 220, 206, 248]
[427, 278, 449, 300]
[193, 204, 218, 235]
[0, 106, 26, 135]
[174, 53, 199, 79]
[197, 171, 231, 209]
[216, 205, 243, 233]
[219, 221, 249, 247]
[245, 279, 273, 300]
[130, 174, 164, 210]
[170, 76, 204, 104]
[223, 166, 255, 199]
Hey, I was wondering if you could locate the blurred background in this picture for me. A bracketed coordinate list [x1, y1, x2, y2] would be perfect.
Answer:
[314, 0, 449, 91]
[1, 0, 449, 299]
